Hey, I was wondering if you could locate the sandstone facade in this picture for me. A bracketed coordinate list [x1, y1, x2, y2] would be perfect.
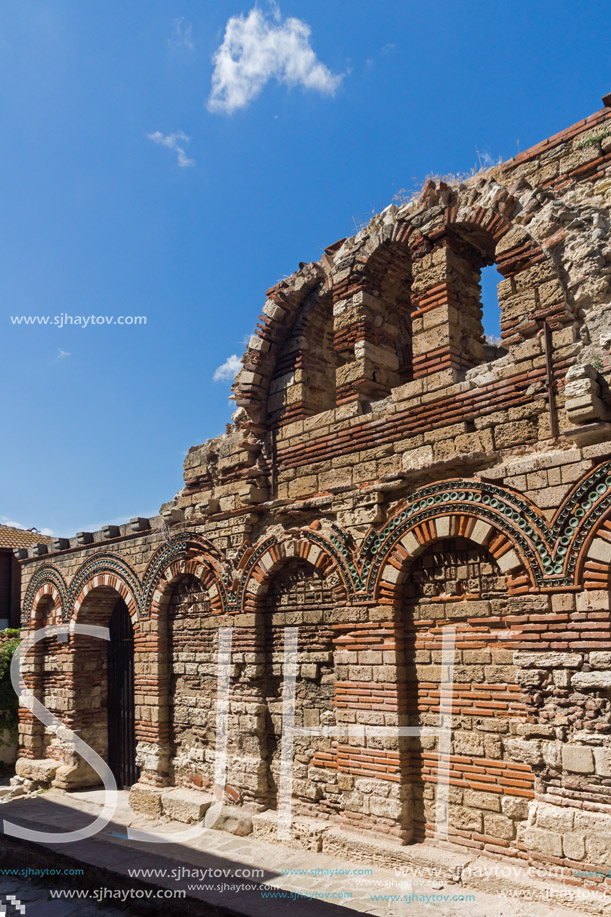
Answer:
[15, 98, 611, 882]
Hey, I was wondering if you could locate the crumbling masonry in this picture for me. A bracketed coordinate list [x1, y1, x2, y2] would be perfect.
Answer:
[14, 97, 611, 880]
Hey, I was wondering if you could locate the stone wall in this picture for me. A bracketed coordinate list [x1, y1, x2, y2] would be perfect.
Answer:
[14, 96, 611, 885]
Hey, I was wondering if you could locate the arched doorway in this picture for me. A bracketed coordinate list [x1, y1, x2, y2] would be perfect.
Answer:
[107, 598, 138, 788]
[62, 587, 139, 790]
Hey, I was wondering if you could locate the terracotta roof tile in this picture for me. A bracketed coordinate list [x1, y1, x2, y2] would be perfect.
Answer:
[0, 525, 54, 550]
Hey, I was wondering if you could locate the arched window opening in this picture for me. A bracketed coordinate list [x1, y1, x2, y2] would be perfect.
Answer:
[480, 264, 507, 360]
[69, 587, 139, 789]
[267, 291, 336, 425]
[333, 241, 413, 405]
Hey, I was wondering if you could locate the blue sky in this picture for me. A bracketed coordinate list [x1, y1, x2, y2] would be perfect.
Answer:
[1, 0, 609, 537]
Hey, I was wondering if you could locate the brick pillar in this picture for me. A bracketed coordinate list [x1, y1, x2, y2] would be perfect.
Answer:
[333, 291, 402, 403]
[411, 242, 486, 378]
[334, 610, 412, 843]
[134, 615, 171, 786]
[17, 624, 45, 760]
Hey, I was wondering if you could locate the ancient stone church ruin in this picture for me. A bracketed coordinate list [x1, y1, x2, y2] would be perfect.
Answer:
[14, 95, 611, 880]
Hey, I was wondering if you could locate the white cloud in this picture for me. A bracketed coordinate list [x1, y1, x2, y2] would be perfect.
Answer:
[147, 131, 195, 168]
[208, 5, 342, 114]
[57, 348, 70, 360]
[213, 354, 241, 382]
[0, 516, 25, 530]
[0, 516, 54, 536]
[169, 17, 194, 52]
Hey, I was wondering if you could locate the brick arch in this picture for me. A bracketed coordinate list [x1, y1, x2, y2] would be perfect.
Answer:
[331, 234, 414, 399]
[548, 457, 611, 589]
[30, 588, 62, 627]
[266, 286, 336, 425]
[406, 177, 570, 281]
[67, 553, 142, 625]
[231, 174, 572, 427]
[329, 226, 414, 295]
[149, 563, 222, 617]
[436, 183, 570, 313]
[372, 510, 532, 605]
[22, 565, 69, 626]
[232, 262, 328, 426]
[414, 175, 540, 247]
[399, 193, 570, 378]
[580, 516, 611, 590]
[239, 533, 349, 613]
[142, 533, 228, 617]
[444, 216, 569, 338]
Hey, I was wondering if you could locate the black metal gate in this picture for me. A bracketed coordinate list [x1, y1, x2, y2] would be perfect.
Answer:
[107, 599, 139, 788]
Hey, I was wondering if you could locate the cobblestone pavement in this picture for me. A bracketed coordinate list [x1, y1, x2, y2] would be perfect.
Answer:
[0, 789, 602, 916]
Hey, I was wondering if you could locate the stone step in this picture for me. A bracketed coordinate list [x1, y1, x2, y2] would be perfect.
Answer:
[161, 787, 214, 824]
[129, 783, 253, 834]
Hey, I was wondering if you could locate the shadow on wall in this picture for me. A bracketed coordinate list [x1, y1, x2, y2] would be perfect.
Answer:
[0, 732, 17, 767]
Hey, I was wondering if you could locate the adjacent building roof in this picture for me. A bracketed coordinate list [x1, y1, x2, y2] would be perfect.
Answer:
[0, 525, 53, 550]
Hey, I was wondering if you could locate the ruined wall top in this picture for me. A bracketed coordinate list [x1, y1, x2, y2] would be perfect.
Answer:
[231, 99, 611, 430]
[18, 96, 611, 561]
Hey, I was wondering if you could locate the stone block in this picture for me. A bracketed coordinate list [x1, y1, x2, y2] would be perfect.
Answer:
[594, 747, 611, 777]
[504, 738, 543, 767]
[562, 745, 594, 774]
[515, 652, 582, 668]
[501, 795, 530, 820]
[563, 834, 586, 861]
[211, 805, 253, 836]
[541, 740, 562, 769]
[536, 802, 575, 832]
[453, 732, 484, 756]
[15, 758, 58, 785]
[463, 789, 500, 812]
[448, 805, 483, 832]
[252, 811, 327, 850]
[586, 836, 611, 869]
[161, 788, 213, 824]
[483, 813, 515, 840]
[369, 795, 404, 820]
[588, 537, 611, 564]
[572, 671, 611, 690]
[524, 826, 563, 858]
[129, 784, 164, 817]
[401, 445, 433, 472]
